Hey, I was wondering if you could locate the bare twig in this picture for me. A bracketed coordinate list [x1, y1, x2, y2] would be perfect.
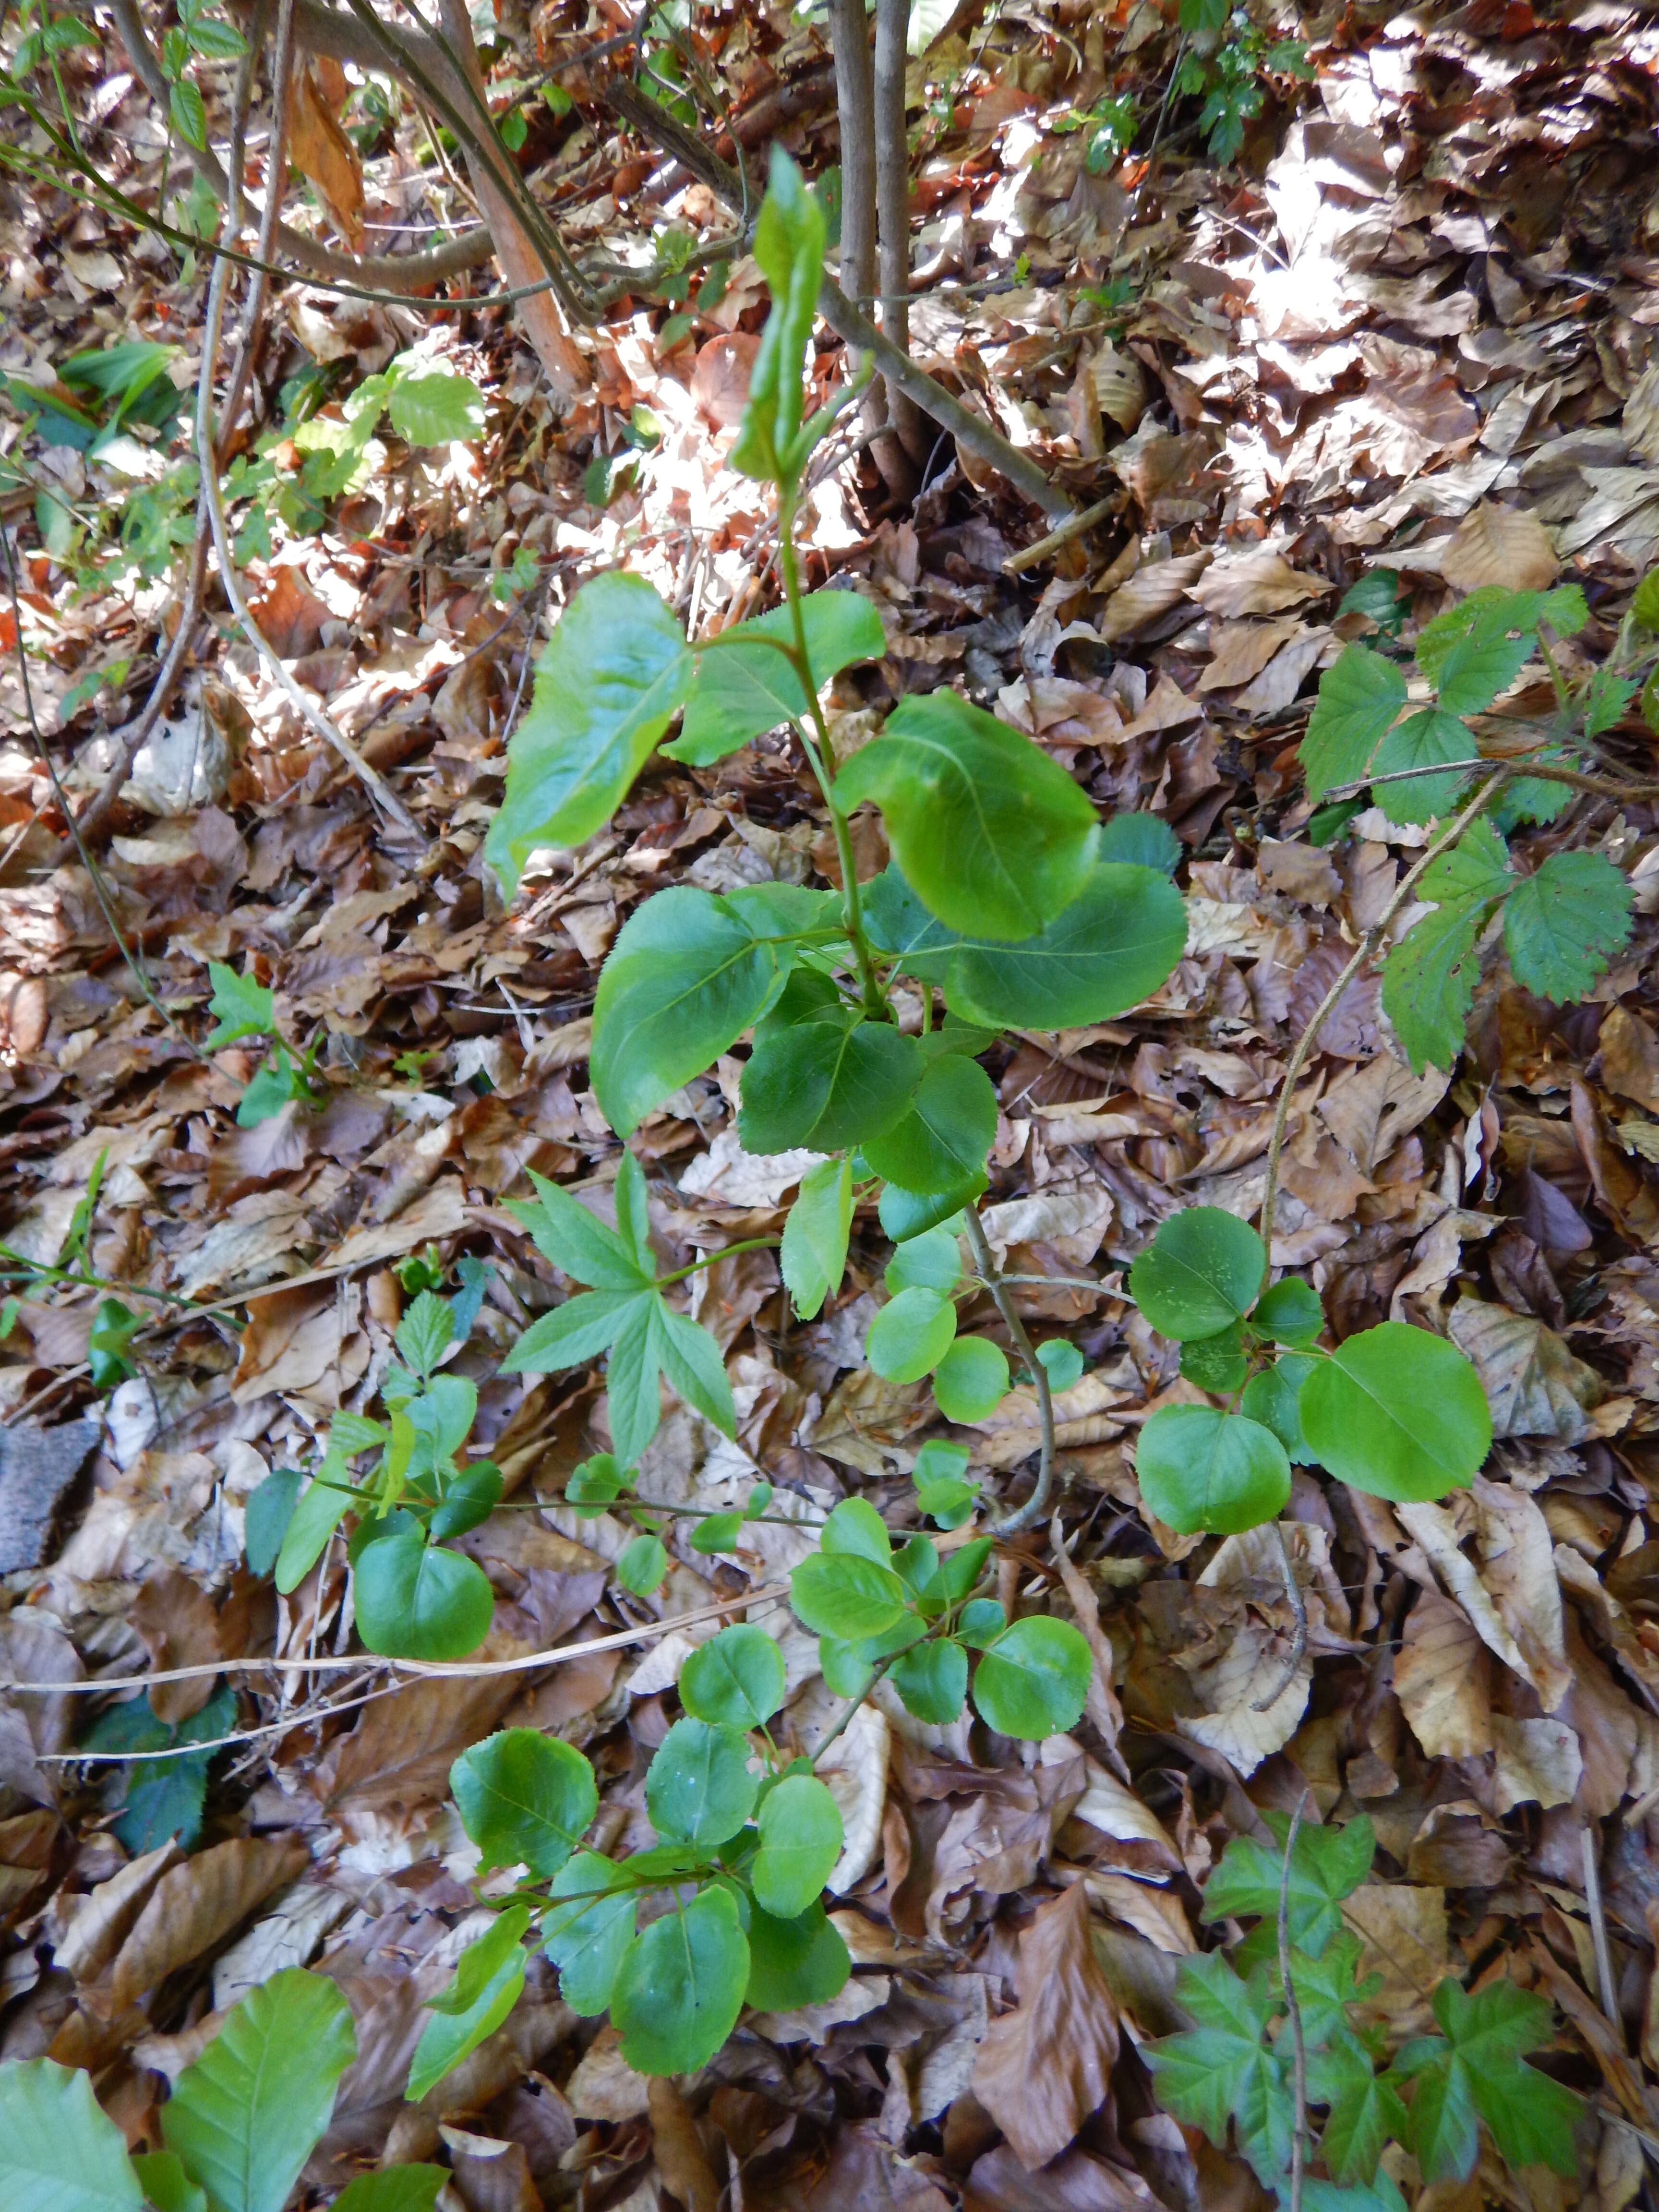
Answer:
[1004, 495, 1121, 576]
[1583, 1823, 1624, 2047]
[218, 0, 297, 446]
[963, 1206, 1058, 1538]
[1252, 1519, 1310, 1713]
[1319, 754, 1659, 805]
[873, 0, 924, 464]
[1278, 1790, 1311, 2212]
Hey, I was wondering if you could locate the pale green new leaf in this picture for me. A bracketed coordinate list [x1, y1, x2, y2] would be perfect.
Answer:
[203, 962, 274, 1049]
[0, 2057, 143, 2212]
[407, 1905, 530, 2103]
[781, 1158, 853, 1320]
[1144, 1954, 1294, 2188]
[669, 590, 886, 763]
[751, 1775, 844, 1917]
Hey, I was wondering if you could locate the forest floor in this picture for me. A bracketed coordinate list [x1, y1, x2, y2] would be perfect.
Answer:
[3, 0, 1659, 2206]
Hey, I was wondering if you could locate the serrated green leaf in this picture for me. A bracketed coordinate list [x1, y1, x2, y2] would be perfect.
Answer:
[781, 1157, 852, 1320]
[1396, 1975, 1584, 2182]
[204, 962, 274, 1049]
[1503, 849, 1632, 1002]
[385, 361, 486, 445]
[0, 2057, 144, 2212]
[1201, 1814, 1375, 1954]
[450, 1729, 598, 1878]
[612, 1887, 749, 2075]
[163, 1971, 355, 2212]
[1300, 643, 1406, 801]
[668, 590, 886, 763]
[1379, 816, 1512, 1075]
[505, 1166, 650, 1289]
[1371, 707, 1474, 825]
[354, 1527, 494, 1660]
[395, 1290, 453, 1377]
[485, 574, 691, 895]
[1145, 1953, 1294, 2188]
[790, 1551, 912, 1640]
[407, 1904, 529, 2102]
[1309, 2037, 1409, 2188]
[1300, 1322, 1491, 1502]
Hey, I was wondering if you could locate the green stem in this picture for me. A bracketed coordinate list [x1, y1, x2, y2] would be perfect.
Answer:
[0, 1258, 232, 1318]
[654, 1237, 781, 1288]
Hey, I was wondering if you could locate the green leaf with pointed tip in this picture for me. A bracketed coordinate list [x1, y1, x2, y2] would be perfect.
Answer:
[332, 2170, 447, 2212]
[395, 1290, 453, 1378]
[1309, 2036, 1408, 2187]
[1253, 1277, 1322, 1347]
[244, 1467, 301, 1578]
[971, 1616, 1090, 1739]
[891, 1636, 968, 1724]
[1300, 643, 1407, 801]
[1136, 1406, 1290, 1534]
[612, 1886, 750, 2076]
[204, 961, 275, 1048]
[647, 1718, 759, 1846]
[1241, 1353, 1317, 1463]
[1300, 1321, 1491, 1503]
[866, 1285, 958, 1382]
[1503, 849, 1632, 1003]
[932, 1334, 1009, 1421]
[502, 1287, 649, 1375]
[1201, 1812, 1375, 1953]
[541, 1852, 637, 2013]
[1371, 706, 1475, 824]
[385, 362, 485, 445]
[0, 2057, 144, 2212]
[680, 1623, 786, 1727]
[407, 1904, 530, 2103]
[164, 1971, 356, 2212]
[486, 575, 690, 894]
[1129, 1207, 1265, 1340]
[878, 1175, 986, 1242]
[862, 1052, 996, 1194]
[273, 1463, 353, 1595]
[732, 148, 826, 486]
[505, 1165, 651, 1289]
[354, 1527, 494, 1661]
[834, 691, 1099, 939]
[1144, 1952, 1294, 2188]
[821, 1495, 893, 1564]
[1434, 625, 1533, 718]
[781, 1157, 852, 1320]
[790, 1551, 912, 1640]
[752, 1774, 844, 1916]
[740, 1010, 924, 1154]
[1395, 1975, 1584, 2182]
[591, 887, 792, 1136]
[745, 1900, 852, 2012]
[450, 1729, 598, 1879]
[1380, 817, 1512, 1075]
[669, 590, 886, 762]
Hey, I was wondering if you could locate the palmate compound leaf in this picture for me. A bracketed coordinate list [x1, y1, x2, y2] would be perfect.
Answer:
[163, 1970, 356, 2212]
[1202, 1814, 1376, 1956]
[1394, 1976, 1585, 2183]
[667, 589, 887, 764]
[505, 1276, 735, 1471]
[590, 883, 838, 1135]
[406, 1903, 531, 2103]
[611, 1885, 750, 2076]
[0, 2056, 144, 2212]
[1380, 816, 1513, 1075]
[1503, 848, 1633, 1002]
[833, 690, 1100, 940]
[1128, 1206, 1266, 1340]
[450, 1729, 598, 1878]
[505, 1159, 653, 1289]
[485, 573, 691, 895]
[751, 1774, 844, 1917]
[781, 1157, 852, 1320]
[1299, 642, 1407, 802]
[1144, 1952, 1296, 2188]
[1299, 1321, 1491, 1503]
[1135, 1406, 1291, 1535]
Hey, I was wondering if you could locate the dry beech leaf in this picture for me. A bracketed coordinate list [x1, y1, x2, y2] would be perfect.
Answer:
[110, 1837, 309, 2006]
[1396, 1477, 1571, 1711]
[1598, 1005, 1659, 1114]
[1448, 1298, 1605, 1442]
[1394, 1585, 1492, 1759]
[131, 1567, 223, 1724]
[1097, 550, 1211, 641]
[53, 1840, 181, 1984]
[288, 61, 366, 250]
[1438, 502, 1559, 593]
[1187, 548, 1329, 618]
[565, 2027, 652, 2120]
[1491, 1714, 1582, 1813]
[648, 2076, 722, 2212]
[972, 1880, 1120, 2170]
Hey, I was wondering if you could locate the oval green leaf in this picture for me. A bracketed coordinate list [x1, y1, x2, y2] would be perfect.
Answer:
[645, 1718, 759, 1846]
[1129, 1206, 1266, 1341]
[354, 1528, 494, 1661]
[1253, 1277, 1324, 1348]
[751, 1774, 844, 1917]
[891, 1636, 968, 1725]
[862, 1053, 997, 1195]
[866, 1285, 958, 1383]
[541, 1852, 637, 2015]
[942, 863, 1188, 1029]
[670, 589, 887, 764]
[932, 1334, 1010, 1422]
[450, 1729, 599, 1879]
[789, 1551, 912, 1641]
[611, 1886, 749, 2076]
[781, 1156, 853, 1320]
[1135, 1405, 1291, 1534]
[1241, 1354, 1317, 1464]
[744, 1900, 852, 2013]
[971, 1616, 1091, 1740]
[1299, 1322, 1491, 1502]
[407, 1903, 530, 2103]
[679, 1624, 787, 1728]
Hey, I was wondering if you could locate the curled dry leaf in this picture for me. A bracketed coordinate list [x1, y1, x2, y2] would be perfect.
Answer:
[971, 1879, 1120, 2171]
[649, 2075, 723, 2212]
[1396, 1476, 1571, 1712]
[1394, 1585, 1492, 1759]
[110, 1836, 310, 2007]
[1438, 502, 1559, 593]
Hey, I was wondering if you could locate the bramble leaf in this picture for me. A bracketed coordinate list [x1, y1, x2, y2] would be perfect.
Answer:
[1300, 644, 1406, 801]
[1503, 849, 1633, 1003]
[1380, 817, 1512, 1074]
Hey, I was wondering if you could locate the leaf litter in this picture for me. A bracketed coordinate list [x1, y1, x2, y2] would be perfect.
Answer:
[2, 0, 1659, 2205]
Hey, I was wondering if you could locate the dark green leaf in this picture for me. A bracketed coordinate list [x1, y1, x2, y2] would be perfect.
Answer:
[1379, 817, 1512, 1075]
[1129, 1206, 1266, 1340]
[679, 1623, 786, 1728]
[891, 1637, 968, 1724]
[354, 1527, 494, 1660]
[1434, 626, 1532, 718]
[862, 1053, 997, 1195]
[450, 1729, 598, 1878]
[1503, 850, 1633, 1003]
[647, 1718, 759, 1846]
[244, 1467, 301, 1577]
[1300, 644, 1406, 801]
[669, 591, 886, 763]
[1300, 1322, 1491, 1503]
[1253, 1277, 1323, 1347]
[745, 1900, 852, 2012]
[971, 1616, 1090, 1739]
[1240, 1354, 1317, 1463]
[1396, 1976, 1584, 2182]
[407, 1904, 529, 2102]
[1135, 1406, 1290, 1534]
[1310, 2038, 1407, 2187]
[1370, 707, 1474, 825]
[1097, 811, 1181, 870]
[739, 1012, 924, 1154]
[877, 1175, 986, 1242]
[428, 1461, 503, 1540]
[541, 1852, 637, 2013]
[612, 1886, 749, 2075]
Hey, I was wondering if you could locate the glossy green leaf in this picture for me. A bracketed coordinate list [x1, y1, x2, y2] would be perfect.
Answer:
[820, 1495, 893, 1565]
[877, 1175, 986, 1242]
[1097, 811, 1181, 870]
[428, 1461, 502, 1540]
[163, 1971, 356, 2212]
[1128, 1206, 1265, 1340]
[739, 1011, 923, 1154]
[781, 1157, 852, 1320]
[862, 1053, 996, 1195]
[486, 575, 691, 894]
[646, 1718, 759, 1846]
[885, 1223, 962, 1294]
[612, 1886, 749, 2076]
[1503, 849, 1632, 1002]
[752, 1774, 844, 1916]
[957, 1596, 1006, 1647]
[866, 1286, 957, 1382]
[354, 1527, 494, 1661]
[450, 1730, 598, 1879]
[932, 1334, 1009, 1421]
[541, 1852, 637, 2014]
[1299, 1322, 1491, 1502]
[679, 1623, 786, 1728]
[1240, 1354, 1317, 1463]
[669, 590, 886, 763]
[745, 1900, 852, 2012]
[790, 1551, 912, 1640]
[891, 1637, 968, 1724]
[971, 1616, 1090, 1739]
[1252, 1277, 1323, 1347]
[1135, 1406, 1290, 1534]
[834, 690, 1099, 939]
[0, 2057, 143, 2212]
[615, 1533, 669, 1595]
[407, 1904, 530, 2102]
[1300, 643, 1407, 801]
[939, 865, 1188, 1030]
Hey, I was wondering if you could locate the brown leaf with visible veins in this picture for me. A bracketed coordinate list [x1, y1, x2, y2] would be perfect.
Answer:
[131, 1568, 223, 1723]
[972, 1879, 1120, 2171]
[110, 1837, 309, 2007]
[288, 61, 365, 250]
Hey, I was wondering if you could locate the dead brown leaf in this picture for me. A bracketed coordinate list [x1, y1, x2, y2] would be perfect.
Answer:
[972, 1880, 1120, 2171]
[110, 1837, 309, 2007]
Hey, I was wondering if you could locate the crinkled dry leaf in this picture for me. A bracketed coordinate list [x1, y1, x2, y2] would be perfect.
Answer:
[972, 1880, 1120, 2171]
[1397, 1477, 1570, 1711]
[1438, 502, 1559, 593]
[110, 1837, 310, 2006]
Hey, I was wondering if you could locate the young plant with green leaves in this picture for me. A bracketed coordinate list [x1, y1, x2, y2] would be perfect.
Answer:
[1172, 0, 1313, 164]
[1147, 1814, 1585, 2201]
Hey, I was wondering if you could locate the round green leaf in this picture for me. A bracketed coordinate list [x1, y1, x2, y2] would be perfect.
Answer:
[942, 863, 1188, 1029]
[612, 1886, 749, 2075]
[1135, 1406, 1291, 1534]
[1299, 1322, 1491, 1502]
[688, 1511, 744, 1553]
[354, 1529, 494, 1660]
[679, 1624, 786, 1728]
[862, 1054, 997, 1195]
[541, 1851, 637, 2015]
[885, 1224, 962, 1294]
[739, 1014, 924, 1154]
[645, 1718, 759, 1846]
[891, 1637, 968, 1725]
[878, 1177, 985, 1243]
[615, 1533, 669, 1596]
[866, 1286, 957, 1383]
[971, 1617, 1090, 1740]
[1035, 1339, 1085, 1392]
[1179, 1326, 1248, 1395]
[820, 1496, 893, 1564]
[744, 1900, 852, 2013]
[450, 1729, 598, 1878]
[751, 1774, 844, 1917]
[1128, 1207, 1266, 1340]
[1241, 1354, 1317, 1463]
[0, 2057, 143, 2212]
[790, 1551, 912, 1641]
[1253, 1277, 1324, 1347]
[932, 1335, 1010, 1421]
